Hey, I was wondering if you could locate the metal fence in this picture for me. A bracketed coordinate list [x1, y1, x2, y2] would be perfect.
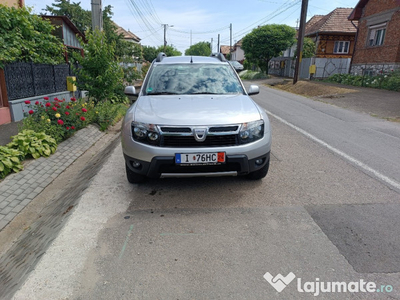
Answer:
[4, 62, 74, 101]
[268, 57, 351, 79]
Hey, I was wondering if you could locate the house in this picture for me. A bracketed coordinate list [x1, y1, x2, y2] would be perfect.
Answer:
[305, 8, 357, 58]
[0, 0, 24, 8]
[41, 15, 86, 62]
[348, 0, 400, 75]
[231, 39, 245, 63]
[114, 22, 141, 44]
[219, 45, 231, 59]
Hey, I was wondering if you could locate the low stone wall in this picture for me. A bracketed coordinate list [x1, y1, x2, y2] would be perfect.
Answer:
[350, 63, 400, 76]
[9, 91, 74, 122]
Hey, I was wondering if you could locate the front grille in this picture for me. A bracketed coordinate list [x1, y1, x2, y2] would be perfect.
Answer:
[162, 135, 238, 147]
[209, 126, 238, 132]
[160, 127, 191, 133]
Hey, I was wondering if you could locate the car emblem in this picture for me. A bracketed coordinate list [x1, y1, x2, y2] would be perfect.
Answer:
[193, 128, 207, 142]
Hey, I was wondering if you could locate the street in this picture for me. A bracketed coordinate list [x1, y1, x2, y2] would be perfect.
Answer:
[10, 84, 400, 300]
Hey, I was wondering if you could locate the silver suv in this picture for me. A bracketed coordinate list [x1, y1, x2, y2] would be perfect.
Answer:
[122, 53, 271, 183]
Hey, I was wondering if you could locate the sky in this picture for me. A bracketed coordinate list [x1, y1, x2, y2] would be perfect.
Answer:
[25, 0, 360, 54]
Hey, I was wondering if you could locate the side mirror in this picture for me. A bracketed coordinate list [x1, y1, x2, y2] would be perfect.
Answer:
[124, 86, 138, 103]
[247, 85, 260, 95]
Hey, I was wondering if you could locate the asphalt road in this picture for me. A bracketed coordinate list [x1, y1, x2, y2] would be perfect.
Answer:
[12, 85, 400, 300]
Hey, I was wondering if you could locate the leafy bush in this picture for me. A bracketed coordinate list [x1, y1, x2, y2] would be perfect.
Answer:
[71, 29, 125, 104]
[93, 102, 127, 131]
[7, 130, 57, 159]
[0, 146, 24, 178]
[0, 5, 64, 68]
[326, 71, 400, 92]
[240, 70, 269, 80]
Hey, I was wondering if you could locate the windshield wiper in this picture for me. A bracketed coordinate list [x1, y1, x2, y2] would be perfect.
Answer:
[190, 92, 220, 95]
[147, 92, 179, 95]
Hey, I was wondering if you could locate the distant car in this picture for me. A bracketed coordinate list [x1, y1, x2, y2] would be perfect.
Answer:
[229, 60, 244, 72]
[122, 53, 271, 183]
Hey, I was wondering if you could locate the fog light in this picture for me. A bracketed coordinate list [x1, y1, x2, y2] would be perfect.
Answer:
[255, 158, 264, 165]
[132, 161, 141, 168]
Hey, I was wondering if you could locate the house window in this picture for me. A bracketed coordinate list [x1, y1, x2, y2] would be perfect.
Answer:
[333, 41, 350, 54]
[368, 23, 386, 46]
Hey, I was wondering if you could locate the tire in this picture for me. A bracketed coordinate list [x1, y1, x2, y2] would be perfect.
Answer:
[126, 164, 146, 183]
[246, 159, 270, 180]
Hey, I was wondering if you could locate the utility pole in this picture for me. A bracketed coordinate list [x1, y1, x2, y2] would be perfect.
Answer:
[230, 23, 233, 57]
[293, 0, 308, 84]
[190, 30, 192, 46]
[217, 34, 220, 53]
[211, 38, 213, 53]
[162, 24, 173, 51]
[91, 0, 103, 31]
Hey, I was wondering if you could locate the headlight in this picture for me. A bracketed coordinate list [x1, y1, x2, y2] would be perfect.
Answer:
[131, 122, 160, 145]
[239, 120, 264, 144]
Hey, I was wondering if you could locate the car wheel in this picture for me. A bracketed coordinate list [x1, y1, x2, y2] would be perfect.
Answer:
[246, 159, 270, 180]
[126, 164, 146, 183]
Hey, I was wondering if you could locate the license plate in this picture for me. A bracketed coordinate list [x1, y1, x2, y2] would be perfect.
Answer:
[175, 152, 226, 165]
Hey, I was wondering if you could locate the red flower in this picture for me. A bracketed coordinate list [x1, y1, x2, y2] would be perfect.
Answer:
[35, 101, 39, 105]
[65, 111, 70, 115]
[24, 100, 31, 104]
[44, 97, 49, 100]
[80, 116, 86, 121]
[28, 110, 34, 114]
[52, 106, 57, 111]
[54, 97, 59, 101]
[66, 126, 70, 130]
[66, 105, 70, 109]
[82, 108, 87, 112]
[71, 126, 75, 130]
[57, 119, 64, 125]
[71, 97, 76, 102]
[45, 102, 51, 107]
[76, 113, 80, 116]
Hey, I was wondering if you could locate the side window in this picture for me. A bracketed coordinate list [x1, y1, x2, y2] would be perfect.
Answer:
[333, 41, 350, 54]
[368, 23, 386, 47]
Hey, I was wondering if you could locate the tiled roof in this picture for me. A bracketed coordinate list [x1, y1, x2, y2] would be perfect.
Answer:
[305, 8, 357, 36]
[113, 22, 141, 42]
[220, 45, 231, 54]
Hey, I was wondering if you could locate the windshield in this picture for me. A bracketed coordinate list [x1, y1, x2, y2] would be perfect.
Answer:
[144, 63, 245, 95]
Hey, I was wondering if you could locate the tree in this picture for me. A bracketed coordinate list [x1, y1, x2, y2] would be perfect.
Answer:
[0, 5, 65, 67]
[72, 29, 124, 103]
[142, 45, 158, 62]
[302, 37, 316, 58]
[241, 24, 296, 73]
[185, 41, 211, 56]
[156, 45, 182, 57]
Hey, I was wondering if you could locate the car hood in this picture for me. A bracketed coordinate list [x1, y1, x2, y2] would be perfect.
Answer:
[133, 94, 261, 125]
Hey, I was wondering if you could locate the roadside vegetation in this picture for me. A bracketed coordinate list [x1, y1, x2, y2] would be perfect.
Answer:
[325, 71, 400, 92]
[239, 70, 269, 80]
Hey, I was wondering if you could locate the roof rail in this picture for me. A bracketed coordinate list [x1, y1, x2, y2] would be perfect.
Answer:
[210, 53, 226, 62]
[156, 52, 167, 62]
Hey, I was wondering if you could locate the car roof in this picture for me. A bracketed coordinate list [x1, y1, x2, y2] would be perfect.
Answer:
[153, 55, 229, 65]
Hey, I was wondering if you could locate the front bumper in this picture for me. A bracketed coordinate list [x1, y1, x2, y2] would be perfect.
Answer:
[124, 152, 270, 178]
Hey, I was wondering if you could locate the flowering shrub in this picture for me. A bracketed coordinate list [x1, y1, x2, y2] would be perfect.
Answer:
[326, 70, 400, 92]
[22, 97, 93, 143]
